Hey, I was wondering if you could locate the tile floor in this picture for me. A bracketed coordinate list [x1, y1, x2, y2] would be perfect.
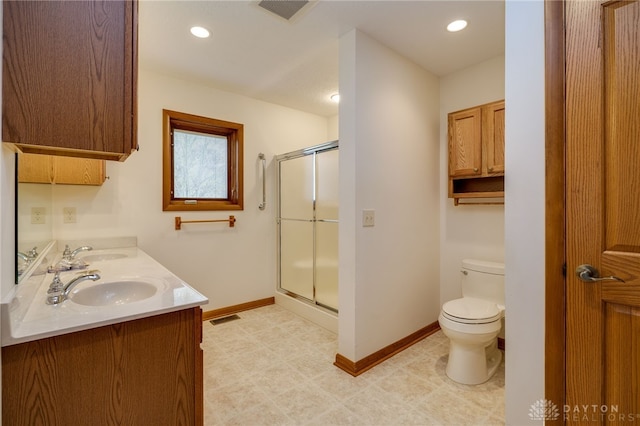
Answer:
[202, 304, 505, 425]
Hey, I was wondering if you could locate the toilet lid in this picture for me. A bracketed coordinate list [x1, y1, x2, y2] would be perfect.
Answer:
[442, 297, 503, 324]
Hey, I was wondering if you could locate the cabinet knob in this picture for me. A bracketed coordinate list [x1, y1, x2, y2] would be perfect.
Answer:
[473, 168, 479, 172]
[488, 167, 493, 172]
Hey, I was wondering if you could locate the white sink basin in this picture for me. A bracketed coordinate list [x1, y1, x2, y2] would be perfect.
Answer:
[80, 253, 127, 262]
[69, 280, 157, 306]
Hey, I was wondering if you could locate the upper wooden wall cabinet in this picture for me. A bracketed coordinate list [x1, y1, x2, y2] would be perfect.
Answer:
[2, 1, 138, 161]
[18, 153, 106, 186]
[448, 100, 505, 205]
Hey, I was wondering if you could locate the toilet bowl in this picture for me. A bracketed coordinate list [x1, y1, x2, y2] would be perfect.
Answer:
[438, 259, 505, 385]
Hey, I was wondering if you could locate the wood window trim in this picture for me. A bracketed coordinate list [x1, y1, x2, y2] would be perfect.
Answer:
[162, 109, 244, 212]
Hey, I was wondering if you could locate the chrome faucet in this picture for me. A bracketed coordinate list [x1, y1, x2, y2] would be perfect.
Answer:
[26, 246, 38, 259]
[46, 270, 101, 305]
[62, 245, 93, 260]
[17, 246, 39, 265]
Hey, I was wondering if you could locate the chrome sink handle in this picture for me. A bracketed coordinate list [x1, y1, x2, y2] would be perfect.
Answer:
[47, 271, 64, 294]
[46, 270, 101, 305]
[576, 264, 625, 283]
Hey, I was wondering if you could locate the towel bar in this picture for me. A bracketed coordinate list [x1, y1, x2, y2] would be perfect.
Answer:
[175, 215, 236, 230]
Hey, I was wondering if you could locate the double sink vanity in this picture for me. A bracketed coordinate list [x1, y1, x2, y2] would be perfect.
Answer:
[2, 239, 208, 425]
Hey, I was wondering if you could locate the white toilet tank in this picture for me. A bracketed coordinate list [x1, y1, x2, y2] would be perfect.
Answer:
[461, 259, 505, 306]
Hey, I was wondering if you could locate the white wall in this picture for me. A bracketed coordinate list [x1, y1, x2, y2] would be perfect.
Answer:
[505, 1, 545, 424]
[327, 114, 339, 141]
[439, 56, 506, 306]
[48, 68, 331, 311]
[338, 30, 440, 361]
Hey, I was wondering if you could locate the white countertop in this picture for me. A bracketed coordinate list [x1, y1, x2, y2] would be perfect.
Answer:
[1, 246, 208, 346]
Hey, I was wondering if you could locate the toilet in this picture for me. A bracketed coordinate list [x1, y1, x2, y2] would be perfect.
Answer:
[438, 259, 505, 385]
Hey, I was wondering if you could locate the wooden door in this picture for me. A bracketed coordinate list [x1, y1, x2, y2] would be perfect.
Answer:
[566, 0, 640, 419]
[448, 107, 482, 177]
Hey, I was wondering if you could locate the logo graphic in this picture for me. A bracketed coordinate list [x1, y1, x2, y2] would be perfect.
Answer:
[529, 399, 560, 421]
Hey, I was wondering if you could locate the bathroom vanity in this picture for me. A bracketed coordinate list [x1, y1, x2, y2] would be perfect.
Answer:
[1, 244, 207, 425]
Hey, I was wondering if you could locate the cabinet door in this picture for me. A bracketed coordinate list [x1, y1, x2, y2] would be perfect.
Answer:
[53, 157, 106, 185]
[2, 1, 137, 161]
[18, 154, 105, 186]
[448, 107, 482, 177]
[483, 100, 505, 174]
[17, 154, 54, 184]
[2, 308, 203, 425]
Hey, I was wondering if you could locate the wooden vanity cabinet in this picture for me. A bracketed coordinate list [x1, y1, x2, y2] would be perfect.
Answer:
[2, 0, 138, 161]
[2, 308, 204, 425]
[18, 153, 106, 186]
[448, 100, 505, 203]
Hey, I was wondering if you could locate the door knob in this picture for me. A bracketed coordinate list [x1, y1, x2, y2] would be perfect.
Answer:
[575, 264, 625, 283]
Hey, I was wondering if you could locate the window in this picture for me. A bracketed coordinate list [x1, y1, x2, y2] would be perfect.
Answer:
[163, 109, 243, 211]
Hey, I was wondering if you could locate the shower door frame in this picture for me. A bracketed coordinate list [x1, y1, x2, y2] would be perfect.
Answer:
[275, 140, 339, 314]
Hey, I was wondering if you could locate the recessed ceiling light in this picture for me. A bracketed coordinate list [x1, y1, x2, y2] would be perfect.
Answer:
[447, 20, 468, 32]
[330, 93, 340, 103]
[190, 26, 210, 38]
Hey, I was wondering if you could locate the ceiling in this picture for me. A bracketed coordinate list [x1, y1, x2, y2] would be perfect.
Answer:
[139, 1, 505, 117]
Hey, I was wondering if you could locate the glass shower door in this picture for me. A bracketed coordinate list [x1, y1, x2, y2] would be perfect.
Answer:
[315, 148, 339, 311]
[277, 141, 339, 313]
[279, 155, 314, 300]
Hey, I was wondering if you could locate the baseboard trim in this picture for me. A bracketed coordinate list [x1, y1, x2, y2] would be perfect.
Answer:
[334, 321, 441, 377]
[202, 297, 275, 321]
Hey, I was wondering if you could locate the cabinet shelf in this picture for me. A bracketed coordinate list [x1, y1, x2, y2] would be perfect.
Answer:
[450, 175, 504, 205]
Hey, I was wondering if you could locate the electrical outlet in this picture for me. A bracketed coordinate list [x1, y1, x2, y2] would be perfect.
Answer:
[63, 207, 77, 224]
[31, 207, 46, 224]
[362, 209, 375, 227]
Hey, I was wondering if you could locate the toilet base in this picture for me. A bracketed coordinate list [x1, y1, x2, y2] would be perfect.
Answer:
[445, 337, 502, 385]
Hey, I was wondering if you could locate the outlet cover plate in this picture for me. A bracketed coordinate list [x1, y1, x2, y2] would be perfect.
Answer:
[31, 207, 46, 224]
[63, 207, 77, 223]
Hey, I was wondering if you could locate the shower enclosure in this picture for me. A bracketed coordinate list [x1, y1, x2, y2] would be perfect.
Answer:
[276, 141, 338, 313]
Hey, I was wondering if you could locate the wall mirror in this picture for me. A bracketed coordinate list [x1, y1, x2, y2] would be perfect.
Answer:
[16, 153, 54, 283]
